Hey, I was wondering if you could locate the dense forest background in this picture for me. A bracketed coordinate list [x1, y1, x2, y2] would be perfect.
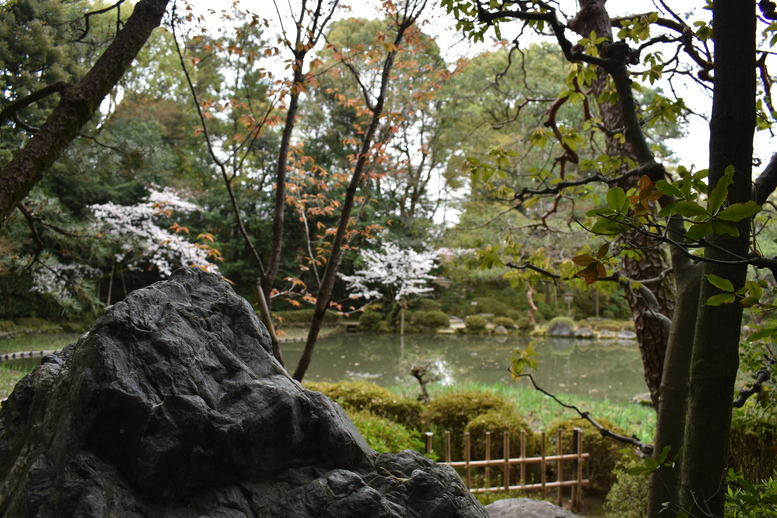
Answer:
[0, 0, 680, 324]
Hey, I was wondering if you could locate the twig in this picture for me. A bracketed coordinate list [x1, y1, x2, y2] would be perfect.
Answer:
[510, 369, 654, 455]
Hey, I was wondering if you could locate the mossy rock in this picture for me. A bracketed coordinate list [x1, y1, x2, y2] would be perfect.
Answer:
[546, 418, 635, 493]
[305, 380, 423, 430]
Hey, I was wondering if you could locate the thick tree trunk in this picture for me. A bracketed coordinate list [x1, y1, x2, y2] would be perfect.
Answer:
[0, 0, 171, 226]
[648, 247, 700, 517]
[572, 0, 673, 409]
[680, 2, 755, 516]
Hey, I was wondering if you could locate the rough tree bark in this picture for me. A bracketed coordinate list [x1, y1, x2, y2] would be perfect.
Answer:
[680, 2, 755, 516]
[569, 0, 674, 410]
[0, 0, 171, 226]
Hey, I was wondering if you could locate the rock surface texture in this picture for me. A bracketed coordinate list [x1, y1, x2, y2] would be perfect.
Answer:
[485, 498, 581, 518]
[0, 268, 488, 518]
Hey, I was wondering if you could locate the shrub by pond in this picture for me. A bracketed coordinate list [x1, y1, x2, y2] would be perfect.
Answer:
[305, 380, 423, 430]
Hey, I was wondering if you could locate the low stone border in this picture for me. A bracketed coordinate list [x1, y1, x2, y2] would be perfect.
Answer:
[0, 350, 57, 362]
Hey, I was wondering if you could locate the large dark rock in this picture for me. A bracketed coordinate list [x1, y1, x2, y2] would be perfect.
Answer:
[0, 268, 487, 517]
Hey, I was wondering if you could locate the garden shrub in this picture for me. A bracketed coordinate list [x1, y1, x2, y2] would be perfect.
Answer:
[59, 321, 86, 333]
[13, 317, 51, 329]
[728, 411, 777, 483]
[347, 411, 423, 454]
[547, 316, 576, 330]
[273, 309, 342, 325]
[546, 419, 635, 493]
[465, 410, 537, 460]
[0, 320, 15, 333]
[492, 316, 515, 329]
[465, 315, 488, 332]
[416, 311, 450, 330]
[415, 298, 442, 312]
[423, 391, 512, 453]
[536, 302, 560, 321]
[603, 459, 648, 518]
[506, 309, 523, 321]
[305, 381, 423, 430]
[359, 311, 383, 330]
[472, 297, 509, 316]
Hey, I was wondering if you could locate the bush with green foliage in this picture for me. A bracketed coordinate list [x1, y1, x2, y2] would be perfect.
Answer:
[728, 410, 777, 483]
[358, 310, 383, 330]
[492, 316, 515, 329]
[415, 310, 450, 330]
[726, 468, 777, 518]
[347, 411, 423, 454]
[471, 297, 509, 316]
[505, 309, 523, 321]
[464, 315, 488, 332]
[0, 320, 14, 333]
[415, 298, 442, 312]
[423, 391, 511, 453]
[603, 459, 648, 518]
[274, 309, 342, 326]
[465, 410, 537, 460]
[535, 302, 560, 321]
[547, 419, 634, 493]
[305, 380, 423, 430]
[547, 316, 576, 332]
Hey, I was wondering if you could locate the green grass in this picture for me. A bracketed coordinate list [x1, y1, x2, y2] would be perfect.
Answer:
[389, 381, 656, 444]
[0, 332, 81, 355]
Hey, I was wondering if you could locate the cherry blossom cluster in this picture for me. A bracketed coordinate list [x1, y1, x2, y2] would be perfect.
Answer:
[90, 187, 218, 277]
[339, 240, 439, 302]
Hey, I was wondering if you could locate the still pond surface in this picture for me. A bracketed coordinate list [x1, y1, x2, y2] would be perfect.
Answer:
[283, 332, 648, 402]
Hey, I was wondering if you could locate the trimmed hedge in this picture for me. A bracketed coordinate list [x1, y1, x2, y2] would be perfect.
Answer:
[347, 411, 423, 454]
[305, 381, 423, 430]
[423, 391, 511, 453]
[465, 315, 488, 332]
[546, 419, 634, 493]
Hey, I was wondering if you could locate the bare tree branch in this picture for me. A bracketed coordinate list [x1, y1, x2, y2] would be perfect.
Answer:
[511, 369, 653, 455]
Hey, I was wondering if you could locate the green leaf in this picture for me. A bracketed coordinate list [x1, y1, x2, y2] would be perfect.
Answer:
[706, 293, 736, 306]
[708, 166, 735, 214]
[745, 280, 763, 300]
[656, 180, 682, 198]
[684, 221, 713, 242]
[591, 217, 621, 235]
[675, 200, 708, 218]
[716, 201, 761, 221]
[627, 466, 652, 476]
[707, 274, 734, 292]
[746, 326, 777, 342]
[606, 187, 627, 212]
[710, 219, 739, 237]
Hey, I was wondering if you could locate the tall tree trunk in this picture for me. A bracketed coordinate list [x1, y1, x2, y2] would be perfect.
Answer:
[293, 1, 427, 381]
[681, 2, 755, 516]
[571, 0, 673, 408]
[262, 66, 303, 304]
[0, 0, 171, 225]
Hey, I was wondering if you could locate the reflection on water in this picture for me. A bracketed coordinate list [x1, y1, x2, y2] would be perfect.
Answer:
[1, 332, 648, 402]
[283, 333, 647, 402]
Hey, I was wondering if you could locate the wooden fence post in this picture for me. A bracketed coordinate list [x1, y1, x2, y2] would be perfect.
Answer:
[503, 431, 510, 491]
[557, 428, 563, 507]
[465, 431, 471, 489]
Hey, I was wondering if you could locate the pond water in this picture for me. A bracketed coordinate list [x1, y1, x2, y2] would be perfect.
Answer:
[283, 332, 648, 403]
[0, 331, 649, 403]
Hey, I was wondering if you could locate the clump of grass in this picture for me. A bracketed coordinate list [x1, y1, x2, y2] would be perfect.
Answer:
[0, 333, 81, 355]
[389, 381, 655, 444]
